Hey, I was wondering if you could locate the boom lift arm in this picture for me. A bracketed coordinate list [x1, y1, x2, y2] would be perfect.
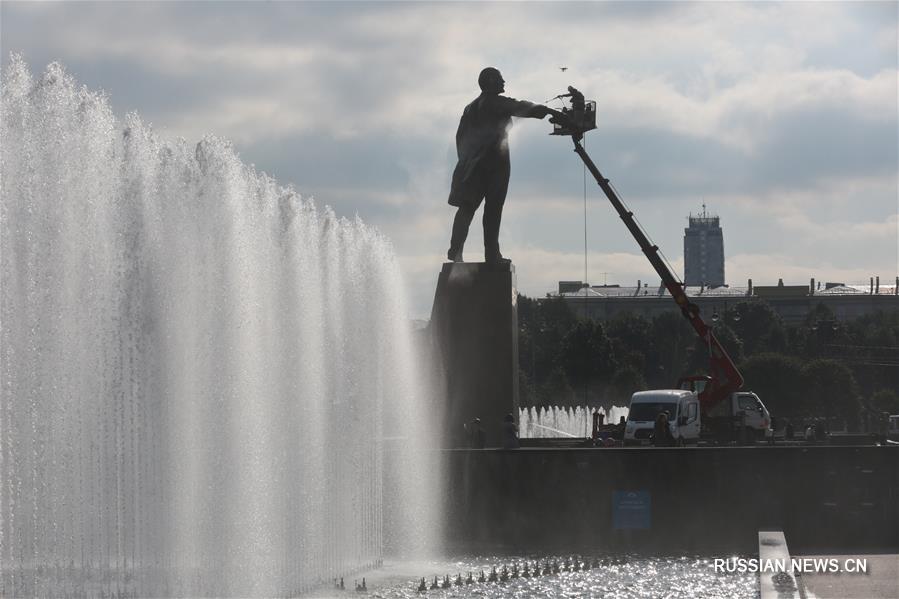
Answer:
[550, 88, 743, 412]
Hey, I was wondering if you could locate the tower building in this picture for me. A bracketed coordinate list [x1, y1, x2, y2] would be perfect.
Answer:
[683, 204, 725, 287]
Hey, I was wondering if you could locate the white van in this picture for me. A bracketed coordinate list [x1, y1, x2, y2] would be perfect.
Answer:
[624, 390, 700, 446]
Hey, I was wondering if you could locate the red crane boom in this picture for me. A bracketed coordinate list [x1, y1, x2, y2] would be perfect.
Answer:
[553, 94, 743, 412]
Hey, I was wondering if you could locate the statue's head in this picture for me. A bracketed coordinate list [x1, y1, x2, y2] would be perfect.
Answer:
[478, 67, 505, 94]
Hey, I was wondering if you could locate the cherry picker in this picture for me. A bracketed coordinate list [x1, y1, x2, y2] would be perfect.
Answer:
[549, 88, 771, 443]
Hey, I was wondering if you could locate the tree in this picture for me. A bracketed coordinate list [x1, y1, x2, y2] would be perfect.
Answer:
[519, 369, 536, 408]
[740, 353, 807, 419]
[518, 294, 577, 393]
[687, 321, 743, 375]
[606, 312, 654, 380]
[840, 310, 899, 399]
[650, 311, 693, 387]
[730, 300, 786, 356]
[804, 302, 836, 327]
[538, 366, 574, 408]
[606, 312, 653, 356]
[795, 303, 843, 359]
[801, 358, 861, 426]
[539, 296, 579, 331]
[516, 293, 898, 416]
[609, 365, 647, 406]
[560, 320, 615, 392]
[869, 389, 899, 415]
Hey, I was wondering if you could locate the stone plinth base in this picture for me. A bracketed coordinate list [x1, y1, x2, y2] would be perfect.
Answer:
[430, 262, 519, 448]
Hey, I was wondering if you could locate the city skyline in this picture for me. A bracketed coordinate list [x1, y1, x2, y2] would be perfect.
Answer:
[2, 1, 896, 318]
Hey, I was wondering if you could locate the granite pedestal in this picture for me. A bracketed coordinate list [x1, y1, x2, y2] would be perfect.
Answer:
[430, 262, 519, 448]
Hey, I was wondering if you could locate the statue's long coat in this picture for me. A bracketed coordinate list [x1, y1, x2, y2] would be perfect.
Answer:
[447, 93, 538, 207]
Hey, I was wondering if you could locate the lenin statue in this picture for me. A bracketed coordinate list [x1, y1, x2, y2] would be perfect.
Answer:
[446, 67, 561, 264]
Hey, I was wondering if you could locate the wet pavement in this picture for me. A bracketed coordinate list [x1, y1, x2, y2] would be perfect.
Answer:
[800, 553, 898, 599]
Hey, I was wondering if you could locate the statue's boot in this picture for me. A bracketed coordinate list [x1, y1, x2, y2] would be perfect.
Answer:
[485, 248, 511, 264]
[447, 248, 464, 262]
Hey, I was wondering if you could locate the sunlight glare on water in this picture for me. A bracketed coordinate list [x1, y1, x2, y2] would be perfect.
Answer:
[352, 556, 757, 599]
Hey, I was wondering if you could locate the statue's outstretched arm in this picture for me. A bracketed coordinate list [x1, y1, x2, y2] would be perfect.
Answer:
[495, 96, 564, 120]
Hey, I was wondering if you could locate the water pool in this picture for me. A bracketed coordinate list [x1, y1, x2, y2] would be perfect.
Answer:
[319, 555, 758, 598]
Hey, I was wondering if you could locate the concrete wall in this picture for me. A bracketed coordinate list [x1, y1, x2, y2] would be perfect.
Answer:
[441, 446, 899, 555]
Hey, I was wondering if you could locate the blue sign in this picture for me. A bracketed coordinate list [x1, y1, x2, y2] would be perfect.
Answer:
[612, 490, 651, 530]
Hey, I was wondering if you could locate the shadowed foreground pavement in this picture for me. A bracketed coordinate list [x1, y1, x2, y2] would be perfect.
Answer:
[800, 554, 898, 598]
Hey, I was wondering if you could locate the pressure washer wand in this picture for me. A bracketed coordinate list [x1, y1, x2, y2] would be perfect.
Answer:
[545, 92, 573, 103]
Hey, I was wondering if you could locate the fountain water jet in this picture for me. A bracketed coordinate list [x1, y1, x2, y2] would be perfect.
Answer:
[0, 57, 439, 597]
[520, 405, 629, 438]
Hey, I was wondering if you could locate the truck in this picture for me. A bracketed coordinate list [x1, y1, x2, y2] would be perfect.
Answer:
[677, 375, 773, 442]
[623, 390, 700, 445]
[705, 389, 772, 442]
[551, 88, 772, 444]
[623, 388, 771, 446]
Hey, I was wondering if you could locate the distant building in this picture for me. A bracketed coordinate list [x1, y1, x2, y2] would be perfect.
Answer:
[558, 281, 590, 294]
[684, 205, 725, 287]
[550, 277, 898, 325]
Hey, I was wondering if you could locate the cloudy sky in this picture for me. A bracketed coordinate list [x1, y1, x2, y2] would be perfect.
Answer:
[3, 1, 896, 318]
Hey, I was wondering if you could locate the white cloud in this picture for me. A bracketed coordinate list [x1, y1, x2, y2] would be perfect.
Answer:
[725, 172, 899, 240]
[3, 0, 895, 319]
[161, 95, 318, 145]
[573, 66, 896, 154]
[10, 1, 893, 153]
[727, 253, 894, 288]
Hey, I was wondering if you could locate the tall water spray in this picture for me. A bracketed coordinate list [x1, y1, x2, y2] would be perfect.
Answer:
[1, 57, 439, 597]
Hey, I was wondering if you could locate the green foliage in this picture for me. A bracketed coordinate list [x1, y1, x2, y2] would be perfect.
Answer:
[688, 322, 744, 374]
[715, 323, 745, 364]
[869, 389, 899, 415]
[560, 319, 614, 388]
[801, 358, 860, 424]
[730, 301, 786, 356]
[518, 295, 577, 395]
[840, 311, 899, 398]
[606, 312, 654, 359]
[741, 353, 807, 417]
[609, 365, 647, 405]
[518, 369, 536, 408]
[804, 302, 836, 327]
[649, 311, 693, 386]
[538, 366, 574, 407]
[795, 304, 853, 359]
[516, 292, 898, 429]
